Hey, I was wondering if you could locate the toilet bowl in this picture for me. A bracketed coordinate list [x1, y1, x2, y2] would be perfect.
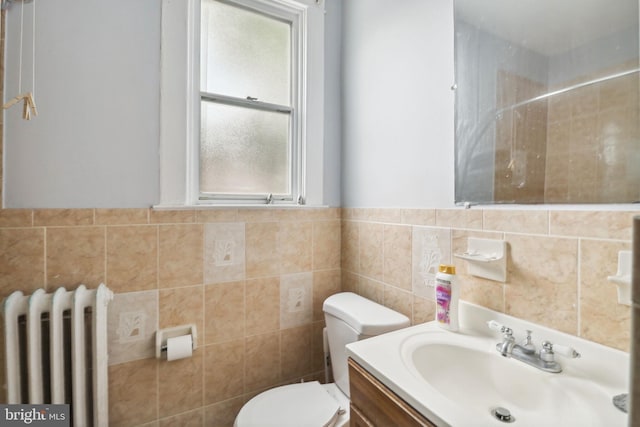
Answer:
[234, 381, 350, 427]
[234, 292, 410, 427]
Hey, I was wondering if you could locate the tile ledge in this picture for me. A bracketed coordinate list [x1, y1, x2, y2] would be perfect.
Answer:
[153, 204, 332, 210]
[467, 203, 640, 211]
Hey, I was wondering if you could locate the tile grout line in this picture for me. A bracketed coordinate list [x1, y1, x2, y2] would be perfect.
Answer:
[576, 238, 582, 337]
[201, 283, 205, 414]
[43, 225, 47, 290]
[242, 221, 248, 401]
[155, 224, 160, 423]
[502, 231, 507, 314]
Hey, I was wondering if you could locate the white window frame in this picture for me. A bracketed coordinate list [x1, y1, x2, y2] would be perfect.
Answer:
[158, 0, 325, 208]
[199, 0, 302, 205]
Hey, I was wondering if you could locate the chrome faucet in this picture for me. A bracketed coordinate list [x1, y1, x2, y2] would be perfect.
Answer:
[520, 330, 536, 354]
[497, 327, 515, 356]
[487, 321, 581, 373]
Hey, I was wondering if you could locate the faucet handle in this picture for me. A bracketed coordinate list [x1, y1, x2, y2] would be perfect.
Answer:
[553, 343, 581, 359]
[520, 330, 536, 353]
[540, 341, 581, 362]
[487, 320, 512, 335]
[540, 341, 555, 362]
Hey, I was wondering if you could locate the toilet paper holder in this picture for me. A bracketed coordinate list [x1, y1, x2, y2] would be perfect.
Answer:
[155, 324, 198, 359]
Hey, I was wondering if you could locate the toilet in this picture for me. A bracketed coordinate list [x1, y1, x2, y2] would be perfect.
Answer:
[234, 292, 410, 427]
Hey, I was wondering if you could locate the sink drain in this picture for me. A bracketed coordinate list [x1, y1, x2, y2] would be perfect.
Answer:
[491, 407, 515, 423]
[613, 393, 628, 413]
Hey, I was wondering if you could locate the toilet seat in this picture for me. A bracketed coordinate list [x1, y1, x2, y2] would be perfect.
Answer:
[234, 381, 343, 427]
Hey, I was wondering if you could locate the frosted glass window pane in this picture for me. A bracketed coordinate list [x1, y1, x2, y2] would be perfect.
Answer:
[201, 0, 291, 105]
[200, 101, 291, 194]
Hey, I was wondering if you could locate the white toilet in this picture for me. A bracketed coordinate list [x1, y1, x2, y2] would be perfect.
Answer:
[234, 292, 411, 427]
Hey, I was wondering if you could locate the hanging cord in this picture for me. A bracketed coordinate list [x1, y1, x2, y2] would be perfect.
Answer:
[31, 0, 35, 97]
[17, 0, 22, 93]
[3, 0, 37, 120]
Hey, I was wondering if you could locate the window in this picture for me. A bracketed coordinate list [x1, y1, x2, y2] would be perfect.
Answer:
[200, 0, 301, 204]
[158, 0, 325, 207]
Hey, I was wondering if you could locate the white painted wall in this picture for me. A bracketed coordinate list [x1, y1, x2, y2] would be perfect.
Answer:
[1, 0, 458, 209]
[3, 0, 161, 208]
[548, 26, 639, 86]
[340, 0, 456, 208]
[323, 0, 342, 207]
[3, 0, 341, 208]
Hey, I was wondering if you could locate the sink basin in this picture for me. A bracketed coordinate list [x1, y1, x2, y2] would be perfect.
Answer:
[346, 301, 629, 427]
[401, 332, 623, 426]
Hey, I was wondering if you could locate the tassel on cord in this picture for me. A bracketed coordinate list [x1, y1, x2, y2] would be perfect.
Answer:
[3, 0, 37, 120]
[3, 92, 37, 120]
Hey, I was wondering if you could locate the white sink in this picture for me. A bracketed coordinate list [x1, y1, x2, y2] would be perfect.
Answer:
[400, 331, 624, 425]
[346, 301, 629, 426]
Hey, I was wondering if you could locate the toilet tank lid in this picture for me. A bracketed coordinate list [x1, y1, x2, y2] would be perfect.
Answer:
[323, 292, 410, 335]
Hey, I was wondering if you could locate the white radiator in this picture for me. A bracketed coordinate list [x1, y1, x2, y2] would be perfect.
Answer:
[2, 284, 113, 427]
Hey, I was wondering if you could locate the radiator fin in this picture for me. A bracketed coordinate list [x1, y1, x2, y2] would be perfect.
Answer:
[2, 284, 113, 427]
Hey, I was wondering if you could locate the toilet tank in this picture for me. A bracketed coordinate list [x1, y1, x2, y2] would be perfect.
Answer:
[322, 292, 410, 397]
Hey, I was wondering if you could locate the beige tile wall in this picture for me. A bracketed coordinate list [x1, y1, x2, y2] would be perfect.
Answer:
[545, 61, 640, 203]
[0, 207, 341, 427]
[342, 208, 636, 352]
[0, 206, 636, 426]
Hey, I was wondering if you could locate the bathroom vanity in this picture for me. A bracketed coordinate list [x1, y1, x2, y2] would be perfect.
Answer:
[348, 358, 435, 426]
[346, 301, 629, 427]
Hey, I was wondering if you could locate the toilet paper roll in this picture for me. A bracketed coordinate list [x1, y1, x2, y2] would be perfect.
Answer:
[166, 334, 193, 361]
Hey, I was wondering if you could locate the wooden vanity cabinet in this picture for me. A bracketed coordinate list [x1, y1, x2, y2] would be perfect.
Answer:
[348, 358, 437, 427]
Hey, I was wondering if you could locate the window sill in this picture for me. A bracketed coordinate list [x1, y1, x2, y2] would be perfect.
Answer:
[152, 203, 332, 210]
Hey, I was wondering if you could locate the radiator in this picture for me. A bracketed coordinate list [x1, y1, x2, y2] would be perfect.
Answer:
[2, 284, 113, 427]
